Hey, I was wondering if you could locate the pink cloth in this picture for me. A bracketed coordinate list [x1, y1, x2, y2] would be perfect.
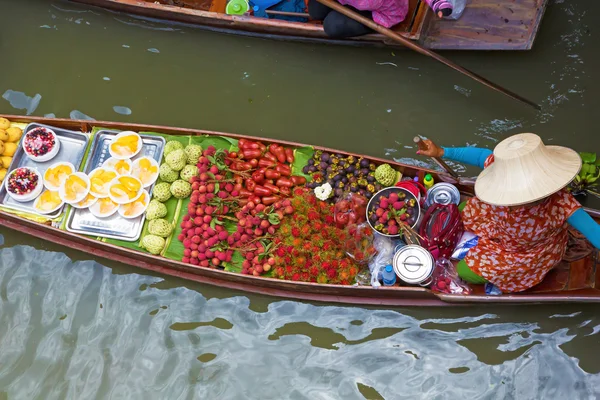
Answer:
[337, 0, 408, 28]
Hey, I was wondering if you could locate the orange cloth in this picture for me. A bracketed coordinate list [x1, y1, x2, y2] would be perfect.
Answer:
[462, 155, 581, 293]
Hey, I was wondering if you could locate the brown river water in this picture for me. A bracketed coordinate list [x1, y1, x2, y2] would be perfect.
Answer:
[0, 0, 599, 398]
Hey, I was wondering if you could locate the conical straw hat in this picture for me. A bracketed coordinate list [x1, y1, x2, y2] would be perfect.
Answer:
[474, 133, 581, 206]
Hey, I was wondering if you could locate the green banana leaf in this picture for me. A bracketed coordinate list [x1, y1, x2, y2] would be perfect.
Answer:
[292, 146, 314, 181]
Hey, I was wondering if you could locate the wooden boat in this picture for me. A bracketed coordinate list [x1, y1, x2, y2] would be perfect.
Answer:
[69, 0, 549, 51]
[0, 114, 598, 307]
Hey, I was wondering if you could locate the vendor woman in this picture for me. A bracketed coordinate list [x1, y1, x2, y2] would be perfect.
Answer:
[418, 133, 600, 293]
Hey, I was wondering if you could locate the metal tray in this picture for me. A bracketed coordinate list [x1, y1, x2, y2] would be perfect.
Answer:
[65, 130, 165, 241]
[0, 123, 89, 218]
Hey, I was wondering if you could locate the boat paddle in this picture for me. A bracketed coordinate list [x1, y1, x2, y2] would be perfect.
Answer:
[314, 0, 542, 111]
[413, 136, 460, 179]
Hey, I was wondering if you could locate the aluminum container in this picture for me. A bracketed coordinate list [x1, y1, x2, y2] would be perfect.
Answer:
[65, 130, 165, 241]
[425, 182, 461, 208]
[392, 245, 434, 286]
[0, 123, 89, 218]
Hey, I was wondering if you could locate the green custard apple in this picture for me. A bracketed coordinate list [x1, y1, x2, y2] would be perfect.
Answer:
[185, 144, 203, 165]
[180, 165, 199, 183]
[159, 163, 179, 183]
[148, 219, 173, 238]
[141, 234, 165, 255]
[165, 149, 186, 171]
[146, 199, 167, 220]
[170, 180, 191, 199]
[164, 140, 184, 157]
[152, 182, 172, 202]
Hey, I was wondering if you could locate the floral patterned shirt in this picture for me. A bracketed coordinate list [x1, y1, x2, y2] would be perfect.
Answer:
[462, 155, 582, 292]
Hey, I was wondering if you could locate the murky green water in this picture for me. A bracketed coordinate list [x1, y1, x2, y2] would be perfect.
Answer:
[1, 0, 599, 398]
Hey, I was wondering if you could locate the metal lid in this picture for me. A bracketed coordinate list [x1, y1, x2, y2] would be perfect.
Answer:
[392, 245, 434, 284]
[426, 183, 460, 206]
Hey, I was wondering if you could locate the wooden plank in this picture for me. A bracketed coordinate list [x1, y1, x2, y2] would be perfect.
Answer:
[422, 0, 549, 51]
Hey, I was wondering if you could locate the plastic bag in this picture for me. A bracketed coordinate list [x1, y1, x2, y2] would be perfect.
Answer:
[430, 258, 471, 294]
[451, 231, 479, 260]
[366, 232, 396, 287]
[345, 223, 377, 265]
[334, 192, 368, 228]
[446, 0, 466, 20]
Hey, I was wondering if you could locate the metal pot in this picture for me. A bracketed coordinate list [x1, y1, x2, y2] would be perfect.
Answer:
[392, 245, 434, 286]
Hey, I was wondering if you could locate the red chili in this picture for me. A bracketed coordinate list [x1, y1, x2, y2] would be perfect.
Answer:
[238, 139, 247, 149]
[290, 176, 307, 186]
[276, 177, 294, 188]
[274, 164, 291, 176]
[265, 169, 280, 180]
[234, 175, 243, 185]
[254, 185, 272, 197]
[263, 151, 278, 162]
[279, 186, 291, 197]
[242, 141, 259, 150]
[246, 179, 256, 192]
[284, 148, 294, 164]
[262, 195, 280, 205]
[251, 170, 265, 184]
[264, 182, 279, 194]
[269, 144, 287, 164]
[248, 158, 258, 168]
[257, 142, 266, 152]
[258, 158, 276, 168]
[239, 189, 253, 198]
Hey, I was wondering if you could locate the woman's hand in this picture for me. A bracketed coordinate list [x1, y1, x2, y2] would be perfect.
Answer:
[416, 139, 444, 158]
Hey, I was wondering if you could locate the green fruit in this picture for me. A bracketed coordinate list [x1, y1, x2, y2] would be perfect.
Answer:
[180, 165, 199, 183]
[164, 140, 184, 157]
[141, 234, 165, 255]
[374, 164, 398, 187]
[165, 149, 186, 171]
[146, 199, 167, 220]
[185, 144, 203, 165]
[148, 219, 173, 238]
[170, 180, 191, 199]
[159, 163, 179, 183]
[152, 182, 172, 202]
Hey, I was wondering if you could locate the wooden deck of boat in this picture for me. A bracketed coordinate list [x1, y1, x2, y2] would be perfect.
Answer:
[69, 0, 549, 50]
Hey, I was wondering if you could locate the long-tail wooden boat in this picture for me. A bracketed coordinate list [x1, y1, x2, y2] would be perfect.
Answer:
[69, 0, 549, 51]
[0, 114, 598, 306]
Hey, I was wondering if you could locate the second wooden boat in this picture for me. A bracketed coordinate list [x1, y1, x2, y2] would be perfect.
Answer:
[69, 0, 549, 50]
[0, 114, 598, 307]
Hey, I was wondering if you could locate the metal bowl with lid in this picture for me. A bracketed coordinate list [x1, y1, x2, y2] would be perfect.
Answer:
[392, 245, 435, 286]
[366, 187, 421, 238]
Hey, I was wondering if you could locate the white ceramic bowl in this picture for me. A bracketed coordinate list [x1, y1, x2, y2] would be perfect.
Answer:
[22, 126, 61, 162]
[70, 193, 98, 209]
[107, 175, 143, 205]
[43, 161, 75, 191]
[118, 190, 150, 219]
[102, 157, 132, 176]
[89, 197, 119, 218]
[5, 167, 44, 202]
[58, 172, 91, 205]
[131, 156, 159, 188]
[33, 190, 65, 214]
[108, 131, 142, 160]
[88, 167, 118, 198]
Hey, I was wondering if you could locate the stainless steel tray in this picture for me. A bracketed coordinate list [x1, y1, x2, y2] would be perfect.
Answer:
[0, 123, 89, 218]
[65, 130, 165, 241]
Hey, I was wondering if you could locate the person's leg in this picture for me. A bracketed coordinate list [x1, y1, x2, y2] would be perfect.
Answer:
[322, 8, 372, 38]
[456, 260, 488, 284]
[308, 0, 332, 20]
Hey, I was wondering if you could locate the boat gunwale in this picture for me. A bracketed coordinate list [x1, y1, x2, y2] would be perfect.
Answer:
[0, 114, 598, 306]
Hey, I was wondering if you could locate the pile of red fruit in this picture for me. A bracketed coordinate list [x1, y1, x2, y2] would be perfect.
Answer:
[24, 127, 56, 157]
[334, 193, 367, 228]
[367, 189, 418, 235]
[178, 145, 295, 276]
[228, 139, 307, 204]
[7, 167, 39, 195]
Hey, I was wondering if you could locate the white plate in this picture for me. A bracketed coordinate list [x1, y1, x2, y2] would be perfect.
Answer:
[43, 162, 75, 192]
[102, 157, 132, 176]
[33, 190, 64, 214]
[118, 190, 150, 219]
[131, 156, 159, 188]
[89, 197, 119, 218]
[88, 167, 118, 198]
[70, 193, 98, 209]
[107, 175, 143, 205]
[107, 131, 142, 160]
[22, 126, 61, 162]
[59, 172, 91, 205]
[5, 167, 44, 202]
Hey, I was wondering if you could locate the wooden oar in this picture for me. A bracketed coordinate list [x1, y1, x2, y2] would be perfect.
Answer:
[414, 136, 460, 179]
[315, 0, 542, 111]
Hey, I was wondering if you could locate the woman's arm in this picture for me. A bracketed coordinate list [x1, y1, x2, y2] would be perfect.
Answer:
[568, 208, 600, 249]
[442, 147, 493, 169]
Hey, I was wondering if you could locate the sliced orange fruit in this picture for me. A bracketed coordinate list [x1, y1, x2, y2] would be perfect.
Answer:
[132, 157, 159, 187]
[119, 191, 149, 218]
[62, 173, 89, 202]
[108, 176, 142, 204]
[34, 190, 63, 213]
[89, 168, 117, 198]
[109, 132, 141, 158]
[44, 163, 74, 190]
[90, 197, 119, 218]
